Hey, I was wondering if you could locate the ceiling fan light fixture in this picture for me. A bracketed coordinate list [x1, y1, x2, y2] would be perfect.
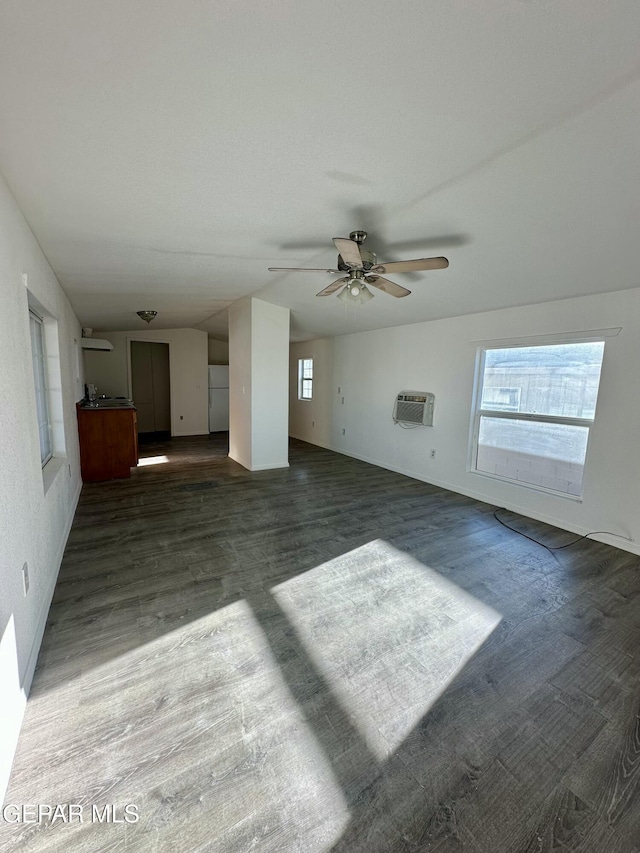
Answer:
[337, 281, 374, 305]
[137, 310, 158, 324]
[359, 284, 374, 303]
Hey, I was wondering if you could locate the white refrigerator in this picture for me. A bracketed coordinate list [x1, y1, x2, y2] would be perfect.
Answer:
[208, 365, 229, 432]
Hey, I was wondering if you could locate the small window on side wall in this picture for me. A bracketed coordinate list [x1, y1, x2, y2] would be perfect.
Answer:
[471, 340, 605, 498]
[298, 358, 313, 400]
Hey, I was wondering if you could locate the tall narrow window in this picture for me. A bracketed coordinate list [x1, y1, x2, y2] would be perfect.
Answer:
[29, 310, 53, 466]
[471, 340, 605, 498]
[298, 358, 313, 400]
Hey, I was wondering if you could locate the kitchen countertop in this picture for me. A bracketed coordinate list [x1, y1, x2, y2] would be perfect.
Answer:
[78, 398, 136, 410]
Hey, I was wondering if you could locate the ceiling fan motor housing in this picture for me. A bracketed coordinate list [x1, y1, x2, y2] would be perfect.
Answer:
[336, 228, 376, 271]
[337, 247, 377, 272]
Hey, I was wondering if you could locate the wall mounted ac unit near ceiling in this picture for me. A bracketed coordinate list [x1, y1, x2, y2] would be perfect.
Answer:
[393, 391, 435, 426]
[80, 338, 113, 351]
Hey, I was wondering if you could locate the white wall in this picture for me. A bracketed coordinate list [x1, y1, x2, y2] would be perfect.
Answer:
[228, 299, 252, 469]
[251, 300, 289, 470]
[290, 288, 640, 554]
[207, 337, 229, 365]
[0, 173, 83, 801]
[229, 298, 290, 471]
[84, 328, 209, 437]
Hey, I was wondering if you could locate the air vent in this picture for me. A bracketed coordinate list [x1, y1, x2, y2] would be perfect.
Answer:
[393, 391, 435, 426]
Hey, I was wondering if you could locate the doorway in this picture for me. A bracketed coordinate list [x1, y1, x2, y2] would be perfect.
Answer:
[130, 341, 171, 439]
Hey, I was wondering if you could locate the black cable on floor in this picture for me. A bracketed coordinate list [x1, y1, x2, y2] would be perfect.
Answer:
[493, 508, 628, 552]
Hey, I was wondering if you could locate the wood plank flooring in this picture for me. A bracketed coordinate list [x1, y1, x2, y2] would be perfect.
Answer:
[2, 435, 639, 852]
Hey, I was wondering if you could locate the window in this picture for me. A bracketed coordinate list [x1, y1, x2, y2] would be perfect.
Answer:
[298, 358, 313, 400]
[29, 309, 53, 466]
[471, 340, 605, 498]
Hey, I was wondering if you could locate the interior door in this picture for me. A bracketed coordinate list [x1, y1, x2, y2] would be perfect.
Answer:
[150, 343, 170, 431]
[131, 341, 170, 434]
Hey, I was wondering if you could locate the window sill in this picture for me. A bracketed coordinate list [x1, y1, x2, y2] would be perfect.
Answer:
[470, 469, 583, 502]
[42, 456, 67, 495]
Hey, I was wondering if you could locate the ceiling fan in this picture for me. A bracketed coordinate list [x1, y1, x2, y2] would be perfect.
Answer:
[268, 230, 448, 304]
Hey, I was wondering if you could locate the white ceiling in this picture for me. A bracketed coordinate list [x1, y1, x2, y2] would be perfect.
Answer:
[0, 1, 639, 342]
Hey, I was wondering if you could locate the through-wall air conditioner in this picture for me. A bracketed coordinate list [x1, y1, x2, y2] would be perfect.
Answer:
[393, 391, 435, 426]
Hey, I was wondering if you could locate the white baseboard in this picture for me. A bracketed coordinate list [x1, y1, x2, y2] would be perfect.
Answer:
[250, 461, 290, 471]
[228, 451, 250, 470]
[289, 433, 334, 451]
[21, 478, 82, 697]
[293, 437, 640, 557]
[228, 450, 289, 472]
[1, 478, 81, 804]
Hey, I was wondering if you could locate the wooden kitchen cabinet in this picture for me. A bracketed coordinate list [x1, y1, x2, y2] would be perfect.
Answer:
[77, 403, 138, 482]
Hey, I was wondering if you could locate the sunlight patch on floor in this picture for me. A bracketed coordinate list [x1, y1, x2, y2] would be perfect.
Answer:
[0, 615, 27, 801]
[272, 539, 502, 761]
[9, 601, 350, 851]
[137, 455, 169, 466]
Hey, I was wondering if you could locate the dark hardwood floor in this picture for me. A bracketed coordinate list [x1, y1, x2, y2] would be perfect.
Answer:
[2, 435, 639, 852]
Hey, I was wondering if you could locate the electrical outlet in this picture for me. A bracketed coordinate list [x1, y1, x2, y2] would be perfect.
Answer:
[430, 449, 436, 459]
[180, 415, 184, 420]
[22, 562, 29, 595]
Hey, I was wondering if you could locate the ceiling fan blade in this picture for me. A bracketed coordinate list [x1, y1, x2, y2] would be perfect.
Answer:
[366, 276, 411, 298]
[316, 277, 348, 297]
[371, 256, 449, 274]
[333, 237, 363, 268]
[268, 267, 342, 274]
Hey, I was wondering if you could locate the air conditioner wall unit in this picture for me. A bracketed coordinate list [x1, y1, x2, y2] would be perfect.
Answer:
[393, 391, 435, 426]
[80, 338, 114, 351]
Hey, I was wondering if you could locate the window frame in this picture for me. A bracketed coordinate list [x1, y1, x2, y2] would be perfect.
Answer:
[469, 337, 606, 499]
[298, 357, 313, 401]
[29, 308, 53, 467]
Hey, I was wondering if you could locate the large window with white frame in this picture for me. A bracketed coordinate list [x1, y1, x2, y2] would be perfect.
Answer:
[471, 340, 605, 498]
[298, 358, 313, 400]
[29, 309, 53, 466]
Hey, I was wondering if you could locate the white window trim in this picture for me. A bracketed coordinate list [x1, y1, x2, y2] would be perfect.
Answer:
[298, 358, 313, 401]
[29, 309, 53, 467]
[470, 327, 620, 347]
[468, 336, 606, 500]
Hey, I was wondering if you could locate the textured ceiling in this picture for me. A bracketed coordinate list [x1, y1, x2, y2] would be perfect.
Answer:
[0, 1, 639, 341]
